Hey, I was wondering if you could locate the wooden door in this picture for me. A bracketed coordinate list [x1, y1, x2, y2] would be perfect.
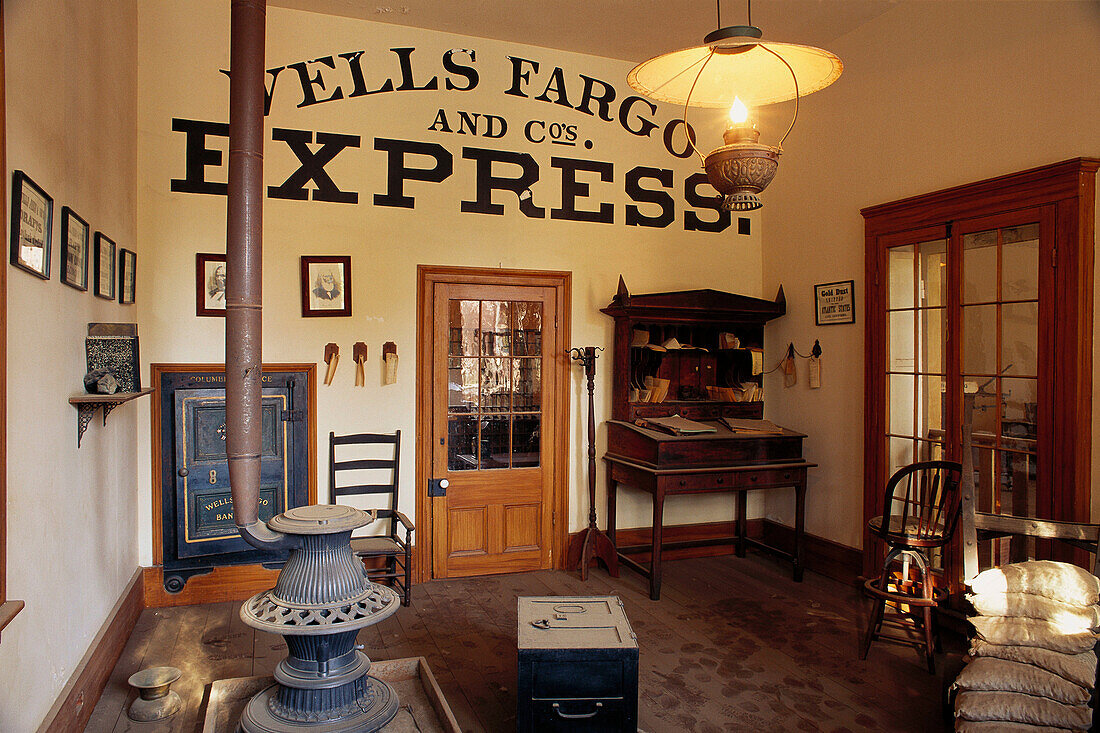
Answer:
[430, 284, 558, 578]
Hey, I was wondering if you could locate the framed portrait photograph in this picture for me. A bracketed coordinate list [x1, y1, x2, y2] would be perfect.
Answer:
[61, 207, 90, 291]
[9, 170, 53, 279]
[196, 253, 227, 317]
[300, 255, 351, 317]
[814, 280, 856, 325]
[94, 232, 117, 300]
[119, 249, 136, 305]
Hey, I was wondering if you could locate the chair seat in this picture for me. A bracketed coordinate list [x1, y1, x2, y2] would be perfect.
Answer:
[350, 536, 403, 556]
[868, 514, 947, 545]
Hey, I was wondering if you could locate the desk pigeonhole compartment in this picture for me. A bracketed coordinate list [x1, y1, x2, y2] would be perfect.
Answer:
[517, 596, 638, 732]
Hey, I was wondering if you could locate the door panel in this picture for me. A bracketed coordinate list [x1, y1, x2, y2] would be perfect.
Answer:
[431, 283, 557, 578]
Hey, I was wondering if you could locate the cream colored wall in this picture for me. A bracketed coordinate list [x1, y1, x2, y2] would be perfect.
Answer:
[761, 1, 1100, 549]
[133, 1, 765, 566]
[2, 1, 139, 730]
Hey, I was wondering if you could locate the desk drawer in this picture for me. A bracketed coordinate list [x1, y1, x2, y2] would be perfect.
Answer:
[660, 472, 735, 492]
[527, 698, 627, 732]
[734, 466, 802, 488]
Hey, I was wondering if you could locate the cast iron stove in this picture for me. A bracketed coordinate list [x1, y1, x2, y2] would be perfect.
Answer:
[237, 504, 401, 732]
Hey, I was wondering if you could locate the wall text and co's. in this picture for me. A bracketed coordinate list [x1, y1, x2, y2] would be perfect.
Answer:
[170, 46, 738, 233]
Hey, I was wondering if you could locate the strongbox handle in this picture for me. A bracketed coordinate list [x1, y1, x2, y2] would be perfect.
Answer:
[552, 702, 602, 720]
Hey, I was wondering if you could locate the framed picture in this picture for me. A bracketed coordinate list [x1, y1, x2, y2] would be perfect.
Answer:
[94, 232, 116, 300]
[814, 280, 856, 325]
[60, 207, 90, 291]
[9, 170, 53, 279]
[300, 255, 351, 317]
[196, 253, 227, 317]
[119, 249, 136, 305]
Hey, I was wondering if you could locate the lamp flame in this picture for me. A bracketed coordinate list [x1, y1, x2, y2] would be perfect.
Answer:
[729, 96, 750, 124]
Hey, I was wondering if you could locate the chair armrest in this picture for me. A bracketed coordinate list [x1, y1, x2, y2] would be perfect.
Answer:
[394, 510, 415, 532]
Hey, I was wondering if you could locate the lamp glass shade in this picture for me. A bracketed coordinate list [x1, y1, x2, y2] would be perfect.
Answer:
[627, 40, 842, 109]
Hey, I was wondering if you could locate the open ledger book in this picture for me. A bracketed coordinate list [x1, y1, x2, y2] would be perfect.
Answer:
[639, 415, 717, 435]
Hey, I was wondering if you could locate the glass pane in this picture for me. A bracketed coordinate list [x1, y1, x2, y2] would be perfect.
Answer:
[963, 229, 998, 304]
[887, 310, 915, 372]
[513, 358, 541, 412]
[919, 239, 948, 308]
[1001, 302, 1038, 376]
[1002, 225, 1039, 301]
[962, 304, 998, 374]
[887, 245, 915, 310]
[448, 417, 479, 471]
[448, 358, 479, 413]
[919, 307, 946, 374]
[915, 438, 945, 463]
[918, 375, 946, 441]
[512, 302, 543, 356]
[449, 300, 480, 357]
[481, 357, 511, 412]
[1001, 377, 1038, 439]
[887, 436, 915, 478]
[480, 416, 510, 469]
[480, 301, 511, 356]
[887, 374, 915, 436]
[512, 414, 541, 467]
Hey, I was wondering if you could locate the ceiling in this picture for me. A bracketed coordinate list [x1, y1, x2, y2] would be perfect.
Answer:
[268, 0, 900, 62]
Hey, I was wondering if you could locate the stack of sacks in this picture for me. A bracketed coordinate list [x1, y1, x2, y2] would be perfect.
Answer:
[954, 560, 1100, 732]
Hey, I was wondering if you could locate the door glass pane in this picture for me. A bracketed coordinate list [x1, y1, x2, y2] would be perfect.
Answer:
[887, 374, 915, 436]
[513, 358, 541, 412]
[887, 436, 915, 479]
[480, 301, 511, 356]
[449, 300, 480, 356]
[919, 375, 946, 441]
[963, 230, 998, 304]
[919, 308, 946, 374]
[448, 358, 479, 413]
[512, 302, 543, 356]
[887, 245, 915, 310]
[919, 239, 948, 308]
[513, 415, 540, 467]
[447, 297, 544, 472]
[962, 304, 998, 374]
[448, 416, 479, 471]
[1002, 225, 1040, 301]
[887, 310, 915, 372]
[1001, 301, 1038, 376]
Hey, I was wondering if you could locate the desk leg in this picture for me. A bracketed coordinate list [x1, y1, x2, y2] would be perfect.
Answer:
[650, 494, 665, 601]
[793, 478, 806, 583]
[606, 476, 617, 548]
[736, 491, 747, 558]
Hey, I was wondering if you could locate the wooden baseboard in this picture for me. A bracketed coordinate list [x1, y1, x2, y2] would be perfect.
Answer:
[143, 564, 281, 608]
[38, 570, 144, 733]
[758, 519, 861, 587]
[566, 519, 861, 586]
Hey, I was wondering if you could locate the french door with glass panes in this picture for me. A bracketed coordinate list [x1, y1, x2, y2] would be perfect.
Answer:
[864, 159, 1098, 584]
[430, 283, 559, 578]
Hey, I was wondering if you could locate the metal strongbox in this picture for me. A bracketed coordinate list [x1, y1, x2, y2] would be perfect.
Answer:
[517, 595, 639, 732]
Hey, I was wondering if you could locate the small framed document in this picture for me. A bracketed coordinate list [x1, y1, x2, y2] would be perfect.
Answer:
[814, 280, 855, 325]
[9, 170, 53, 279]
[61, 206, 90, 291]
[94, 232, 117, 300]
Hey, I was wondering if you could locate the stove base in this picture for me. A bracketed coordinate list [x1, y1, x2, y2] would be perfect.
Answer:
[239, 674, 397, 733]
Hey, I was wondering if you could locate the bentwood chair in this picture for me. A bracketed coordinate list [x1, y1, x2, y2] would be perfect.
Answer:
[860, 460, 962, 673]
[329, 430, 414, 605]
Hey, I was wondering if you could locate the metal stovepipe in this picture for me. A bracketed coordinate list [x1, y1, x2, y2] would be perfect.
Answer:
[226, 0, 294, 550]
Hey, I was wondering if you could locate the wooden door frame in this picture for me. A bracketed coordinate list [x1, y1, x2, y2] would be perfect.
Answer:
[415, 265, 571, 583]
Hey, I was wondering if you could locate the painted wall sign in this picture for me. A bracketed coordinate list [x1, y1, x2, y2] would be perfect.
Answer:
[169, 46, 736, 233]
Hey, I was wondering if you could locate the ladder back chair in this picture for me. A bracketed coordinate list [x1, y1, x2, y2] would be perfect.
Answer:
[329, 430, 414, 605]
[861, 459, 963, 673]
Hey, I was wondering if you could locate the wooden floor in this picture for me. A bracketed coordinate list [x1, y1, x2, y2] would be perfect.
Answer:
[85, 553, 955, 732]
